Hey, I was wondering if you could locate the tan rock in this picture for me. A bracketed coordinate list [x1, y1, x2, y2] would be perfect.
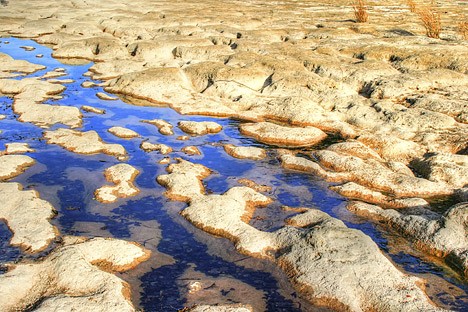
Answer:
[159, 157, 171, 164]
[96, 92, 118, 101]
[182, 146, 202, 156]
[108, 126, 140, 139]
[142, 119, 174, 135]
[0, 155, 35, 180]
[412, 153, 468, 188]
[185, 304, 253, 312]
[237, 178, 272, 193]
[105, 68, 194, 104]
[0, 236, 150, 312]
[223, 144, 266, 160]
[140, 142, 172, 154]
[348, 201, 468, 278]
[42, 71, 67, 79]
[239, 122, 327, 147]
[0, 182, 58, 253]
[178, 121, 223, 135]
[95, 164, 140, 203]
[331, 182, 429, 209]
[0, 52, 45, 74]
[44, 128, 127, 160]
[4, 143, 35, 154]
[0, 78, 82, 128]
[158, 159, 445, 311]
[81, 81, 96, 88]
[81, 105, 105, 114]
[20, 46, 35, 51]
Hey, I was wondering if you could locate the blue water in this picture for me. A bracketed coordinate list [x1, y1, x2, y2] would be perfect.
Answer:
[0, 37, 466, 311]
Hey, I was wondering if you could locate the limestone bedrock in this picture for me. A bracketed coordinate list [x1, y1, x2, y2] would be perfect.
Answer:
[0, 236, 151, 312]
[95, 163, 140, 203]
[157, 159, 445, 311]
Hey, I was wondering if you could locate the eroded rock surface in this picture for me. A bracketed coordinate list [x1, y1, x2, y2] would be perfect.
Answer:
[178, 121, 223, 135]
[108, 126, 140, 139]
[0, 77, 82, 128]
[44, 128, 127, 160]
[158, 159, 444, 311]
[142, 119, 174, 135]
[95, 163, 140, 203]
[0, 182, 57, 252]
[239, 122, 327, 147]
[140, 141, 173, 154]
[348, 201, 468, 277]
[0, 236, 151, 312]
[0, 154, 35, 180]
[223, 144, 266, 160]
[4, 142, 35, 154]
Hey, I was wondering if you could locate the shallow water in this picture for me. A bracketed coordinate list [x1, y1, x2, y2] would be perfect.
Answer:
[0, 37, 467, 311]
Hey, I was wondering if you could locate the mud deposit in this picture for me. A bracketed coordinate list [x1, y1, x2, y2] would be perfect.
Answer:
[0, 37, 468, 311]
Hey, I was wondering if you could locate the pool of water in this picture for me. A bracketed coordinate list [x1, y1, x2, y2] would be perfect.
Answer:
[0, 37, 466, 311]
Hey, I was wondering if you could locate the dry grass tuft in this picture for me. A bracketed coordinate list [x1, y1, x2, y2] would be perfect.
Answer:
[406, 0, 417, 13]
[458, 21, 468, 40]
[417, 7, 441, 39]
[353, 0, 369, 23]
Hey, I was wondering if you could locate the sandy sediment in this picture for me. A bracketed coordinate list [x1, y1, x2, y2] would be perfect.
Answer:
[0, 236, 151, 312]
[95, 163, 140, 203]
[157, 159, 446, 311]
[44, 128, 128, 160]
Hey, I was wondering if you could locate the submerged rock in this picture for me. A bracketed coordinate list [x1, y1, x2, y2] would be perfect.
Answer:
[44, 128, 127, 160]
[348, 201, 468, 278]
[0, 182, 58, 252]
[239, 122, 327, 147]
[95, 163, 140, 203]
[0, 236, 150, 311]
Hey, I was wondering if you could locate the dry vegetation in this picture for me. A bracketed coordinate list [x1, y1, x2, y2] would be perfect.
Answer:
[459, 21, 468, 40]
[417, 6, 441, 39]
[353, 0, 369, 23]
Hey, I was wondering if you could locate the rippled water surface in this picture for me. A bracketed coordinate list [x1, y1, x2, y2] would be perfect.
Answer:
[0, 37, 467, 311]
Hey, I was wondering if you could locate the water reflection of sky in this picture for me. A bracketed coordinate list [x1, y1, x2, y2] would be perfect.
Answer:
[0, 37, 466, 311]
